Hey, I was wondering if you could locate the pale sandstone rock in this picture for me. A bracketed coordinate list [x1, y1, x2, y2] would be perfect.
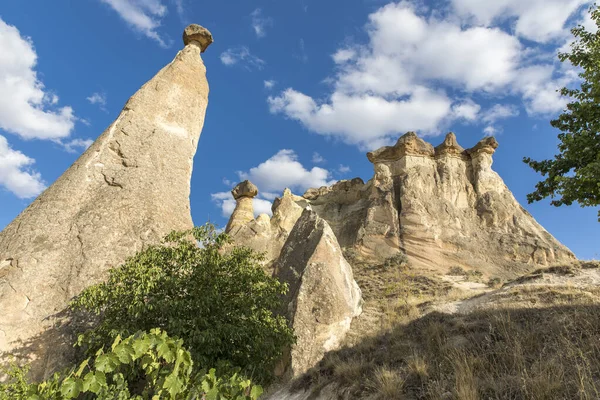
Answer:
[0, 25, 213, 379]
[225, 180, 258, 233]
[226, 185, 309, 271]
[272, 208, 362, 378]
[227, 132, 575, 277]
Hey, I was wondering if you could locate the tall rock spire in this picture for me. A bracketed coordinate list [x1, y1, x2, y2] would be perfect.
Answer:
[0, 24, 213, 379]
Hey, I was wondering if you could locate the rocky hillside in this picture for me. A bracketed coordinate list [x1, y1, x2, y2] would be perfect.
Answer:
[223, 133, 593, 399]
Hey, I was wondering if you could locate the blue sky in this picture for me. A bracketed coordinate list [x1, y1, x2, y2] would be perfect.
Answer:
[0, 0, 598, 259]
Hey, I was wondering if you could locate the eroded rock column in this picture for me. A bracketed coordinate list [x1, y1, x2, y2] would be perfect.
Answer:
[0, 24, 213, 379]
[225, 180, 259, 233]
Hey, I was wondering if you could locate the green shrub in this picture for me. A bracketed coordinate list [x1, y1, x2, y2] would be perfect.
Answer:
[70, 225, 295, 384]
[0, 329, 263, 400]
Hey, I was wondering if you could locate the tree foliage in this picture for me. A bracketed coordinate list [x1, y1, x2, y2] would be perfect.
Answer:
[69, 225, 295, 384]
[523, 5, 600, 221]
[0, 329, 263, 400]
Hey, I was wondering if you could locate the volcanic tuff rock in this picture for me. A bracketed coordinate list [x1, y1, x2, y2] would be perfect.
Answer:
[0, 25, 213, 379]
[226, 132, 575, 278]
[226, 186, 306, 269]
[272, 208, 362, 378]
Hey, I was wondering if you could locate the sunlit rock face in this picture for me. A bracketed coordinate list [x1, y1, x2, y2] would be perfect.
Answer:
[0, 24, 213, 380]
[272, 208, 362, 378]
[227, 132, 575, 278]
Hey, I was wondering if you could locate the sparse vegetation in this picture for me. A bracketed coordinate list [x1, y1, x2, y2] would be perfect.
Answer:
[448, 266, 484, 282]
[382, 252, 409, 269]
[487, 277, 503, 288]
[296, 303, 600, 399]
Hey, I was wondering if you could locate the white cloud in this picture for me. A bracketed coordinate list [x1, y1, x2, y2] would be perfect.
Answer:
[451, 99, 481, 121]
[0, 18, 76, 141]
[451, 0, 591, 43]
[0, 135, 45, 198]
[250, 8, 272, 38]
[87, 92, 107, 111]
[483, 126, 498, 136]
[268, 1, 582, 148]
[238, 149, 333, 192]
[264, 80, 276, 90]
[338, 164, 351, 173]
[312, 152, 325, 164]
[269, 87, 453, 150]
[220, 47, 265, 70]
[482, 104, 520, 124]
[211, 192, 236, 218]
[515, 65, 577, 115]
[211, 191, 275, 218]
[172, 0, 184, 19]
[61, 138, 94, 154]
[332, 49, 356, 64]
[213, 150, 335, 218]
[99, 0, 169, 47]
[295, 39, 308, 63]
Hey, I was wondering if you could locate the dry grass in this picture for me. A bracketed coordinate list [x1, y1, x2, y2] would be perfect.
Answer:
[367, 366, 405, 399]
[312, 255, 600, 399]
[295, 303, 600, 399]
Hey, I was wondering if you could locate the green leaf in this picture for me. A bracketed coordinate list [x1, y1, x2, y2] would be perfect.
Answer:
[250, 385, 263, 399]
[95, 354, 118, 373]
[163, 373, 184, 398]
[82, 371, 106, 394]
[75, 358, 89, 377]
[59, 378, 83, 399]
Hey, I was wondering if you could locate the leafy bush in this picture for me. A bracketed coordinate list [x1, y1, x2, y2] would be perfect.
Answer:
[0, 329, 263, 400]
[70, 225, 295, 384]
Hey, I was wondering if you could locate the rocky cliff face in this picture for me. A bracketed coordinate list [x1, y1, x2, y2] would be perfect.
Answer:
[272, 209, 362, 378]
[0, 25, 213, 379]
[227, 132, 575, 279]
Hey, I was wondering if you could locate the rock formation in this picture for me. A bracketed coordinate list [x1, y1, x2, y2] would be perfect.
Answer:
[0, 24, 213, 379]
[272, 208, 362, 377]
[225, 180, 259, 232]
[226, 186, 306, 270]
[226, 132, 575, 279]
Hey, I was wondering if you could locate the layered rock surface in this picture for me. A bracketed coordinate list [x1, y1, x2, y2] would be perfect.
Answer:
[272, 209, 362, 378]
[0, 25, 213, 379]
[227, 132, 575, 279]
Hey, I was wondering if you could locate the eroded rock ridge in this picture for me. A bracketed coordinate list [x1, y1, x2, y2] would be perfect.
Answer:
[227, 132, 575, 278]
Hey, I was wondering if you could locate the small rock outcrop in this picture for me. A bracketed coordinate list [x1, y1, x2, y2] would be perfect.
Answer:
[272, 208, 362, 377]
[0, 25, 213, 379]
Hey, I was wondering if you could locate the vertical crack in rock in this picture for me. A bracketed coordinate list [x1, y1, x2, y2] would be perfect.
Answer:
[0, 24, 213, 380]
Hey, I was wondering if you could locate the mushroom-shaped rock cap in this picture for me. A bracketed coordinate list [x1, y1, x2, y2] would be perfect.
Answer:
[183, 24, 214, 52]
[466, 136, 499, 156]
[232, 180, 258, 200]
